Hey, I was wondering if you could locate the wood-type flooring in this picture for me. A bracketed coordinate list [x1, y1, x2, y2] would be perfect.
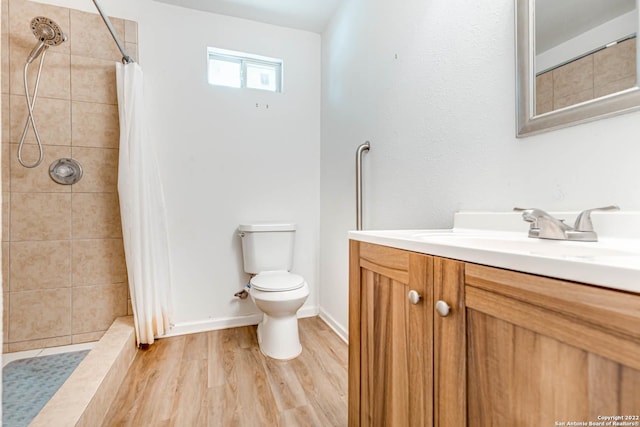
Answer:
[101, 316, 348, 427]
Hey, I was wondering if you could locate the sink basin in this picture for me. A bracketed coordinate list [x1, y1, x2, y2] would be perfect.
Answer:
[348, 211, 640, 294]
[413, 233, 638, 258]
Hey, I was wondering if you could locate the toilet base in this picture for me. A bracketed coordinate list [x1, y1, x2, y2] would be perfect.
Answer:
[256, 314, 302, 360]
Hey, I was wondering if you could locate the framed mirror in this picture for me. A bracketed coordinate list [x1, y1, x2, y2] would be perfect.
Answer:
[516, 0, 640, 137]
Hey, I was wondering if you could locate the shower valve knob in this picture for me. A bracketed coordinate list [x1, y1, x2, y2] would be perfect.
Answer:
[58, 166, 73, 177]
[49, 158, 83, 185]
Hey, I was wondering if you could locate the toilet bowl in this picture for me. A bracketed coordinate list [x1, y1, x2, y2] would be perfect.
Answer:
[249, 271, 309, 360]
[238, 223, 309, 360]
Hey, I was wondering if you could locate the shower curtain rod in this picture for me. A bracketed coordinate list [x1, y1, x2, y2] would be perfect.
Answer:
[92, 0, 134, 64]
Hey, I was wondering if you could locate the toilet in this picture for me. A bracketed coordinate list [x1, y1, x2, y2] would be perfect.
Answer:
[238, 223, 310, 360]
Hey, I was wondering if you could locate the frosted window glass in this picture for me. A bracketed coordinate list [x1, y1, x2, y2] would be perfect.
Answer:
[208, 58, 241, 88]
[246, 63, 277, 91]
[207, 48, 282, 93]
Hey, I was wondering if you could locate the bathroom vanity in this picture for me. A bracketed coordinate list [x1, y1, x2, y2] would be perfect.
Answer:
[348, 212, 640, 426]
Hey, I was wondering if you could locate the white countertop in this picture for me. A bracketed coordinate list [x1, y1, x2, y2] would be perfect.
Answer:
[348, 211, 640, 295]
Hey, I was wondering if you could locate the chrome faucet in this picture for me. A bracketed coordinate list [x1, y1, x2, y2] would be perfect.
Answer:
[520, 208, 572, 240]
[516, 206, 619, 242]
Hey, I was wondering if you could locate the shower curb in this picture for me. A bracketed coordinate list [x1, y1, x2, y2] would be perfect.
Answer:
[29, 316, 136, 427]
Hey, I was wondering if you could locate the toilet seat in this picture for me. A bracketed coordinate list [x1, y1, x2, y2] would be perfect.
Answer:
[251, 271, 304, 292]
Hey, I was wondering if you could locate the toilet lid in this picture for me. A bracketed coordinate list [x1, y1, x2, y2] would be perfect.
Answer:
[251, 272, 305, 292]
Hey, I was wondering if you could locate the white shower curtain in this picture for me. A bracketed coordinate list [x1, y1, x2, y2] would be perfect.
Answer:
[116, 62, 172, 345]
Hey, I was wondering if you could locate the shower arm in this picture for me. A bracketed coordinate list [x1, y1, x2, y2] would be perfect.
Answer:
[92, 0, 134, 64]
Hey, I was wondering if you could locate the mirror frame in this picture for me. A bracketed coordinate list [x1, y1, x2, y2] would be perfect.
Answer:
[516, 0, 640, 137]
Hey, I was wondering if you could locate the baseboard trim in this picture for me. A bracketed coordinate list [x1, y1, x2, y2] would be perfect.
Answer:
[161, 306, 321, 338]
[318, 308, 348, 344]
[161, 314, 263, 338]
[298, 306, 320, 319]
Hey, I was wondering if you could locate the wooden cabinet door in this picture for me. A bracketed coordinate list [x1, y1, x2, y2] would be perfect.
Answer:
[433, 257, 466, 427]
[349, 241, 433, 427]
[465, 264, 640, 426]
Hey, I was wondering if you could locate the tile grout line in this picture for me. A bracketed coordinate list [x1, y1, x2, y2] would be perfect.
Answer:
[69, 4, 74, 344]
[5, 0, 12, 349]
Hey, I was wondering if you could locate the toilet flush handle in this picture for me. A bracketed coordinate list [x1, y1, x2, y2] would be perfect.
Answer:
[234, 289, 249, 299]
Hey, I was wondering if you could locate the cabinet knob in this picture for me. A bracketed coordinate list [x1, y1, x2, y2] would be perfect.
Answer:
[435, 300, 451, 317]
[407, 290, 422, 305]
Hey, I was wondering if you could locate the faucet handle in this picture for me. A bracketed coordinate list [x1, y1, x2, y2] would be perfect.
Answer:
[574, 205, 620, 231]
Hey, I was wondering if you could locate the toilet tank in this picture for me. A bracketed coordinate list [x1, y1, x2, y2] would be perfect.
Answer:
[239, 223, 296, 274]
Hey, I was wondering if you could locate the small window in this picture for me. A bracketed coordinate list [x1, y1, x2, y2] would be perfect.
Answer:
[207, 47, 283, 93]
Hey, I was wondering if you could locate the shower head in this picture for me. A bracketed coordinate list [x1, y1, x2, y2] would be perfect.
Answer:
[26, 16, 67, 63]
[31, 16, 67, 46]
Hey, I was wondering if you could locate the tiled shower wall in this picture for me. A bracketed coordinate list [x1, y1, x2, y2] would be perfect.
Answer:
[536, 38, 637, 114]
[1, 0, 137, 352]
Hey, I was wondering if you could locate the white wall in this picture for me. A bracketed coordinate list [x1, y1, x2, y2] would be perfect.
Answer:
[320, 0, 640, 337]
[35, 0, 321, 330]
